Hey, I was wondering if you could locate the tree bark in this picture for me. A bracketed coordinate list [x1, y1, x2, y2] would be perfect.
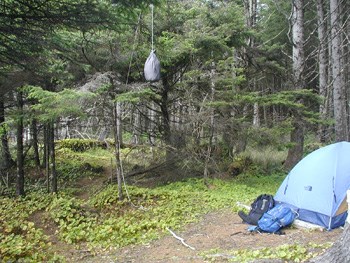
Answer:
[243, 0, 257, 45]
[345, 1, 350, 137]
[16, 90, 25, 196]
[0, 97, 15, 169]
[284, 0, 305, 171]
[131, 104, 141, 145]
[330, 0, 348, 141]
[113, 101, 123, 200]
[44, 123, 50, 193]
[309, 223, 350, 262]
[204, 62, 216, 183]
[49, 122, 57, 193]
[160, 78, 176, 162]
[31, 118, 40, 168]
[316, 0, 329, 142]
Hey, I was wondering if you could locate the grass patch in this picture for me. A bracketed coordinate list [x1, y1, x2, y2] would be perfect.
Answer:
[243, 146, 287, 174]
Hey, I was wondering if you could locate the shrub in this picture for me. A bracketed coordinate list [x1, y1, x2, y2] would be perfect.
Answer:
[242, 146, 286, 174]
[57, 139, 108, 152]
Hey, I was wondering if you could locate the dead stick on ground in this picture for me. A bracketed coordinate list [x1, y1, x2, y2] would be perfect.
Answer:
[166, 227, 195, 250]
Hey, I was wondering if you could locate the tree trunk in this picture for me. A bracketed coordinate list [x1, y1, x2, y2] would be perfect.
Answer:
[309, 223, 350, 262]
[243, 0, 257, 45]
[284, 0, 305, 171]
[204, 62, 216, 183]
[147, 102, 156, 146]
[284, 118, 304, 171]
[49, 122, 57, 193]
[330, 0, 348, 142]
[44, 123, 50, 192]
[131, 104, 141, 145]
[253, 102, 260, 127]
[316, 0, 330, 142]
[16, 90, 25, 196]
[113, 102, 123, 200]
[0, 97, 15, 169]
[345, 1, 350, 137]
[244, 0, 260, 129]
[160, 78, 176, 162]
[31, 118, 40, 168]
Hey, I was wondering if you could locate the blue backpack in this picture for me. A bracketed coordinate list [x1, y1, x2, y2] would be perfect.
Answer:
[257, 204, 297, 233]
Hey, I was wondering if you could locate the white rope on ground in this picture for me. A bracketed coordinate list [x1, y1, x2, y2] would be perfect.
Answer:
[166, 227, 196, 250]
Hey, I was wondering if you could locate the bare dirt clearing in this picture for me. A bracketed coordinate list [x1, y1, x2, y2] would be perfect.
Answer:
[79, 209, 342, 263]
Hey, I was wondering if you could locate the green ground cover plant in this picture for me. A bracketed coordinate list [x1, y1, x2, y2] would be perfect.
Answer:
[0, 192, 62, 262]
[202, 242, 332, 262]
[0, 173, 283, 261]
[0, 143, 332, 262]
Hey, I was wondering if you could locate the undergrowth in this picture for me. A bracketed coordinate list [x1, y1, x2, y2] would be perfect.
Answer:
[0, 174, 333, 262]
[0, 174, 284, 261]
[202, 242, 332, 262]
[0, 191, 62, 262]
[0, 140, 329, 263]
[56, 147, 111, 182]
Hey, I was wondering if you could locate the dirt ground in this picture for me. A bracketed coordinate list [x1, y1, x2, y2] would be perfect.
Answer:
[72, 209, 342, 263]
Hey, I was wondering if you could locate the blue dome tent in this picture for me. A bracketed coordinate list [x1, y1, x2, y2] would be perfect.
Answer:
[275, 141, 350, 229]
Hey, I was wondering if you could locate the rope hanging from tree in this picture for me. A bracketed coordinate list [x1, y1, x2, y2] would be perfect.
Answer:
[126, 12, 142, 85]
[144, 4, 161, 82]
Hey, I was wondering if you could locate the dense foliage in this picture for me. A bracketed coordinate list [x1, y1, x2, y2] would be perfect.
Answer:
[2, 0, 349, 194]
[1, 0, 350, 261]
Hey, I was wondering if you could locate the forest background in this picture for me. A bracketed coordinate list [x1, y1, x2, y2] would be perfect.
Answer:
[2, 0, 350, 196]
[0, 0, 350, 262]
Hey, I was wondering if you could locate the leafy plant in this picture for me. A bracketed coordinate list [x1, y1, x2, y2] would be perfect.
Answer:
[46, 195, 96, 244]
[57, 138, 108, 152]
[231, 242, 333, 262]
[0, 169, 293, 262]
[0, 192, 60, 262]
[56, 147, 109, 181]
[85, 175, 282, 250]
[202, 242, 333, 262]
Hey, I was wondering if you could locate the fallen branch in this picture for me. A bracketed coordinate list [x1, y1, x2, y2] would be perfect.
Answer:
[166, 227, 195, 250]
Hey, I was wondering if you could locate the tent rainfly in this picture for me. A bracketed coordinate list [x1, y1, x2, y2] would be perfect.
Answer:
[275, 141, 350, 229]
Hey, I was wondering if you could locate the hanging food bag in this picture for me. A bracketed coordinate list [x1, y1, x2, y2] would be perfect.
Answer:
[144, 50, 161, 82]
